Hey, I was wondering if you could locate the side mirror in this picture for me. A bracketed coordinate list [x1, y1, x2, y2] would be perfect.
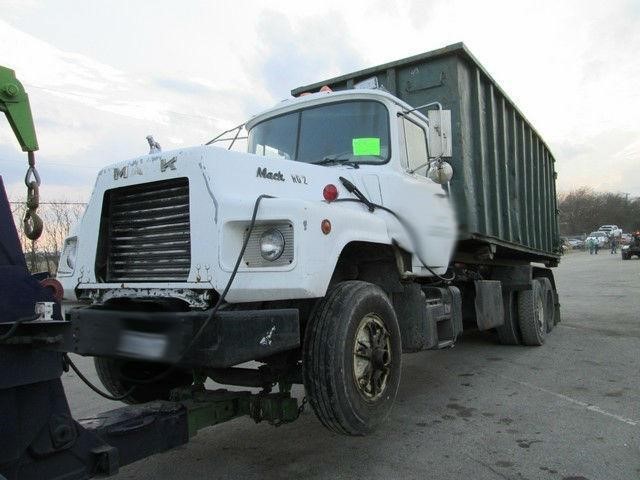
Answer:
[427, 110, 452, 158]
[427, 160, 453, 184]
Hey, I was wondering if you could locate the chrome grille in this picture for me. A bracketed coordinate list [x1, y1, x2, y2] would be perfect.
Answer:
[100, 178, 191, 282]
[243, 222, 294, 267]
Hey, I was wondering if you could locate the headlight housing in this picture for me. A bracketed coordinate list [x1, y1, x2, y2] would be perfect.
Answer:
[57, 236, 78, 275]
[259, 228, 285, 261]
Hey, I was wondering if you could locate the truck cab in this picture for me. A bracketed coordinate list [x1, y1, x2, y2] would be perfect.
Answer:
[57, 88, 456, 306]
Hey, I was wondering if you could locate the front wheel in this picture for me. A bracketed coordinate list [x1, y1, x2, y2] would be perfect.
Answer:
[303, 281, 402, 436]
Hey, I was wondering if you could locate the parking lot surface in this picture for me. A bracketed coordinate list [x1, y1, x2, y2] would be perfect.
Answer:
[63, 252, 640, 480]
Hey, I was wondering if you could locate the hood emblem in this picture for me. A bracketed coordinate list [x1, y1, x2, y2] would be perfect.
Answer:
[161, 156, 177, 172]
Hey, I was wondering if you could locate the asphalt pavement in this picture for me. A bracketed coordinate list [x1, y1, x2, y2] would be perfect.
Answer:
[62, 251, 640, 480]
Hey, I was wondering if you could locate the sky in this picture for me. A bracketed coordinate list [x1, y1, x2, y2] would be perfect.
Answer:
[0, 0, 639, 201]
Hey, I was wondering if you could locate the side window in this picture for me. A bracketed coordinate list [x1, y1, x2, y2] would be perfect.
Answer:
[402, 118, 428, 174]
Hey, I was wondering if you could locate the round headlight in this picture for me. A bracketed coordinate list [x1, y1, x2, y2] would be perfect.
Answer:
[259, 228, 285, 261]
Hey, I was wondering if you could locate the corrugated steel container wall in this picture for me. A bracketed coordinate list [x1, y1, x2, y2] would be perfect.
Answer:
[292, 43, 561, 261]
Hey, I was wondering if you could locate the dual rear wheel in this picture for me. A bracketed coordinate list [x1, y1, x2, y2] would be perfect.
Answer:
[497, 278, 556, 346]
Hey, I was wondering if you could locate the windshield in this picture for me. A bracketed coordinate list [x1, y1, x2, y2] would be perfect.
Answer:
[589, 232, 604, 237]
[248, 100, 390, 165]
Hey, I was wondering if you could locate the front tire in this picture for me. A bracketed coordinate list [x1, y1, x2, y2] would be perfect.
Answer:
[303, 281, 402, 436]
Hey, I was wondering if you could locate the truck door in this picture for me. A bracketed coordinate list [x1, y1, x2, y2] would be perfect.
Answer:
[382, 115, 456, 275]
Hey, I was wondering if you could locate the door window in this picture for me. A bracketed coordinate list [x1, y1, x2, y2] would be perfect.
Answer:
[402, 118, 428, 174]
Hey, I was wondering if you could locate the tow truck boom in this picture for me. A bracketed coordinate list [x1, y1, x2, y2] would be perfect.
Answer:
[0, 65, 38, 153]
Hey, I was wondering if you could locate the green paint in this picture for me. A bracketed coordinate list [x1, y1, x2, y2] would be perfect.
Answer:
[0, 66, 38, 152]
[352, 137, 380, 156]
[171, 385, 301, 437]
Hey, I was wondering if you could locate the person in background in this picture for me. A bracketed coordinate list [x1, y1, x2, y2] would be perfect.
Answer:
[588, 237, 596, 254]
[610, 234, 618, 254]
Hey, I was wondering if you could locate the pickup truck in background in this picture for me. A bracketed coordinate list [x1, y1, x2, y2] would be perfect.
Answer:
[598, 225, 622, 237]
[57, 43, 561, 435]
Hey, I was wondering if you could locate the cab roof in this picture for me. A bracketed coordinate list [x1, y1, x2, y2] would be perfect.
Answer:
[245, 89, 423, 131]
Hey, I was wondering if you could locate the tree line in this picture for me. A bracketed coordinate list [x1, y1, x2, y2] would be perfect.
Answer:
[558, 188, 640, 236]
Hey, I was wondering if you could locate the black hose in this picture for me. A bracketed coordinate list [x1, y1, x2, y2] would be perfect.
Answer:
[0, 315, 39, 342]
[63, 354, 135, 401]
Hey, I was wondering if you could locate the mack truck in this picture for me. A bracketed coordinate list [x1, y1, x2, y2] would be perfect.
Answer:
[57, 43, 561, 437]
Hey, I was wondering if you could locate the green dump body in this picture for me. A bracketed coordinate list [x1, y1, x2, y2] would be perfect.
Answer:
[292, 43, 561, 265]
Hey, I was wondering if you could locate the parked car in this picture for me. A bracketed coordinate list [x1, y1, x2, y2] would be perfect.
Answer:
[566, 237, 585, 250]
[586, 231, 608, 248]
[598, 225, 622, 237]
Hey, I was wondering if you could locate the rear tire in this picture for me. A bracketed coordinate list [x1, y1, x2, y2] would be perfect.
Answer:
[536, 277, 556, 333]
[517, 279, 547, 346]
[94, 358, 193, 404]
[303, 281, 402, 436]
[496, 290, 521, 345]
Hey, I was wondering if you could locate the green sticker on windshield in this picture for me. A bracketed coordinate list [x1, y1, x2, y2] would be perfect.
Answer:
[352, 137, 381, 156]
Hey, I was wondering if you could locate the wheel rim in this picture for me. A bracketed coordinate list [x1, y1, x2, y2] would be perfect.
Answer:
[352, 313, 392, 400]
[535, 294, 545, 335]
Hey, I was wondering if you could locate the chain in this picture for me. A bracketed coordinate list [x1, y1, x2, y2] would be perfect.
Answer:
[23, 151, 43, 240]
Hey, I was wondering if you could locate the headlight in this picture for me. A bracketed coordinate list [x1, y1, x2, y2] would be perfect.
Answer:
[259, 228, 285, 261]
[622, 245, 629, 250]
[57, 236, 78, 275]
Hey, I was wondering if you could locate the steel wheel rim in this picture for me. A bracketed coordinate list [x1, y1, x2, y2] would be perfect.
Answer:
[352, 313, 392, 400]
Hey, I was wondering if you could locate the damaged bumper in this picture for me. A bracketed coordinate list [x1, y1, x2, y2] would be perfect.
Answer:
[64, 306, 300, 368]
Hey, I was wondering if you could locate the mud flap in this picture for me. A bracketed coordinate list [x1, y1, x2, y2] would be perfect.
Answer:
[474, 280, 504, 330]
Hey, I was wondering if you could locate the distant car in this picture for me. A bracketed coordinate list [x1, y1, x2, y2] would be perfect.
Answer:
[598, 225, 622, 237]
[566, 238, 585, 250]
[586, 231, 608, 248]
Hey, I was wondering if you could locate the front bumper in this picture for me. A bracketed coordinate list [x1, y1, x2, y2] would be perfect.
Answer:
[64, 306, 300, 368]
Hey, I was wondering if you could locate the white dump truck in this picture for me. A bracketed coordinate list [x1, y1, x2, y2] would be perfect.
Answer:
[58, 44, 561, 435]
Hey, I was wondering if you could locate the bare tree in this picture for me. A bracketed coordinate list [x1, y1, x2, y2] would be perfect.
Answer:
[9, 199, 85, 273]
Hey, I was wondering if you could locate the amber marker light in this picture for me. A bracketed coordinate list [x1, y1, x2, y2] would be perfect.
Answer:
[321, 219, 332, 235]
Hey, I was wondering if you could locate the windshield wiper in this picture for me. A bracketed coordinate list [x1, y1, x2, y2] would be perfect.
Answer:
[313, 157, 360, 169]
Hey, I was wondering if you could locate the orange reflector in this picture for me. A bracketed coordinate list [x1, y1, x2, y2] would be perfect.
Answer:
[321, 219, 332, 235]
